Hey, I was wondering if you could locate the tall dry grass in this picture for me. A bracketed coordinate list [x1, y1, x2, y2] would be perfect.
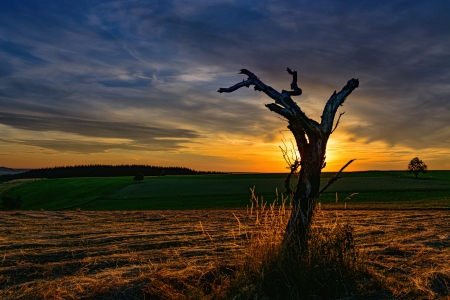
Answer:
[226, 188, 367, 300]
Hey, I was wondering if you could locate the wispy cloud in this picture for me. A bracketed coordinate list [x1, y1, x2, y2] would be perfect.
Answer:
[0, 112, 198, 152]
[0, 137, 182, 154]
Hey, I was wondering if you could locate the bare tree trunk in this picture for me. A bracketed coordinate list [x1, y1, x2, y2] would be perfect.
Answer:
[218, 68, 359, 242]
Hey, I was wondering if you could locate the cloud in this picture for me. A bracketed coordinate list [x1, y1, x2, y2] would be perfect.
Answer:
[0, 112, 199, 152]
[0, 137, 183, 154]
[0, 0, 449, 168]
[345, 92, 450, 149]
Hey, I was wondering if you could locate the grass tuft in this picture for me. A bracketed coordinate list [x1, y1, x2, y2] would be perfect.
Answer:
[228, 190, 367, 299]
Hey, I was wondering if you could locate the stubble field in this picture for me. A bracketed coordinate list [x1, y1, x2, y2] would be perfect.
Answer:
[1, 209, 450, 299]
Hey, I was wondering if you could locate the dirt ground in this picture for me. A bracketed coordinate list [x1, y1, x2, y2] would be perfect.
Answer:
[1, 209, 450, 299]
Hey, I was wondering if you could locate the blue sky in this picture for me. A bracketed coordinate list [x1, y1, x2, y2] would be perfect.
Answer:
[1, 0, 450, 171]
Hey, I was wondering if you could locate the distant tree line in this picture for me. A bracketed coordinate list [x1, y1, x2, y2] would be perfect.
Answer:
[0, 165, 225, 181]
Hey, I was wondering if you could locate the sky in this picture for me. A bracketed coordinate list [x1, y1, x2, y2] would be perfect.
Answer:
[1, 0, 450, 172]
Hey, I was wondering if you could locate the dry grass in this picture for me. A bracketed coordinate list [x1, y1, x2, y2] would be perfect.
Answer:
[226, 192, 365, 299]
[1, 207, 450, 299]
[343, 209, 450, 299]
[0, 210, 245, 299]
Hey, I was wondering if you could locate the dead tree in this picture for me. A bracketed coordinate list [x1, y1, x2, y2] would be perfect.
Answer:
[218, 68, 359, 241]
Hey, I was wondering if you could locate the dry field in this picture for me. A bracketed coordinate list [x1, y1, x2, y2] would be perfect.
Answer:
[1, 209, 450, 299]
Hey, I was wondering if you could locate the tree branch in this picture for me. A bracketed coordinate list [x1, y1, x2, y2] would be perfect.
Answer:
[330, 111, 345, 134]
[218, 69, 284, 103]
[238, 68, 258, 79]
[282, 68, 302, 97]
[218, 69, 320, 135]
[217, 78, 254, 94]
[265, 103, 293, 120]
[320, 79, 359, 134]
[315, 159, 355, 199]
[279, 138, 301, 195]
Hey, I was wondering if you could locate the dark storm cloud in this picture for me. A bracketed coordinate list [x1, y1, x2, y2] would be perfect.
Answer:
[0, 0, 449, 153]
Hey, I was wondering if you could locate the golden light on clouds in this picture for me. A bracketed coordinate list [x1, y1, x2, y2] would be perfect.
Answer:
[3, 123, 449, 172]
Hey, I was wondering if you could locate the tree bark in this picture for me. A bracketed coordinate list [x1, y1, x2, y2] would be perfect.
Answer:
[218, 68, 359, 241]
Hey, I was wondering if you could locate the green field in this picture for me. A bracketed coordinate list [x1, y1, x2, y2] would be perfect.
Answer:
[1, 177, 132, 210]
[1, 171, 450, 210]
[319, 171, 450, 208]
[0, 179, 36, 195]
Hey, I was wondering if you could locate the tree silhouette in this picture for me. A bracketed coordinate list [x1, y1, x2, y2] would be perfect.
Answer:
[133, 173, 144, 183]
[408, 157, 428, 179]
[219, 68, 358, 242]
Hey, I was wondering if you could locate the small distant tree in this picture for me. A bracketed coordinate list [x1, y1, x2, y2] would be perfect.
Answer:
[1, 196, 23, 210]
[408, 157, 428, 178]
[133, 173, 144, 183]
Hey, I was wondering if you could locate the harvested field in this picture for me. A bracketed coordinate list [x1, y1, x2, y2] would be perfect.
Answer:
[1, 209, 450, 299]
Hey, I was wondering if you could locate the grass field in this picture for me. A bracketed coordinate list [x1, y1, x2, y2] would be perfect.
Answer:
[1, 209, 449, 299]
[1, 171, 450, 210]
[320, 171, 450, 209]
[0, 179, 37, 195]
[1, 177, 132, 210]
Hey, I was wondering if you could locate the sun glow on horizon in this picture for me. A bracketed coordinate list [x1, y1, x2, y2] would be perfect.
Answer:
[1, 109, 449, 173]
[3, 128, 449, 172]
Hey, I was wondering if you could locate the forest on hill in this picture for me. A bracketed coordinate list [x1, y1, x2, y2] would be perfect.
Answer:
[0, 165, 224, 181]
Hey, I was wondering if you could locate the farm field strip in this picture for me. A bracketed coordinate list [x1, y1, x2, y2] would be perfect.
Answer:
[0, 179, 37, 196]
[1, 210, 450, 298]
[3, 171, 450, 210]
[1, 177, 133, 210]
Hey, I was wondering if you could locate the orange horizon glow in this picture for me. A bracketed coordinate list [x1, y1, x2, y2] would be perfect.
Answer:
[2, 128, 449, 172]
